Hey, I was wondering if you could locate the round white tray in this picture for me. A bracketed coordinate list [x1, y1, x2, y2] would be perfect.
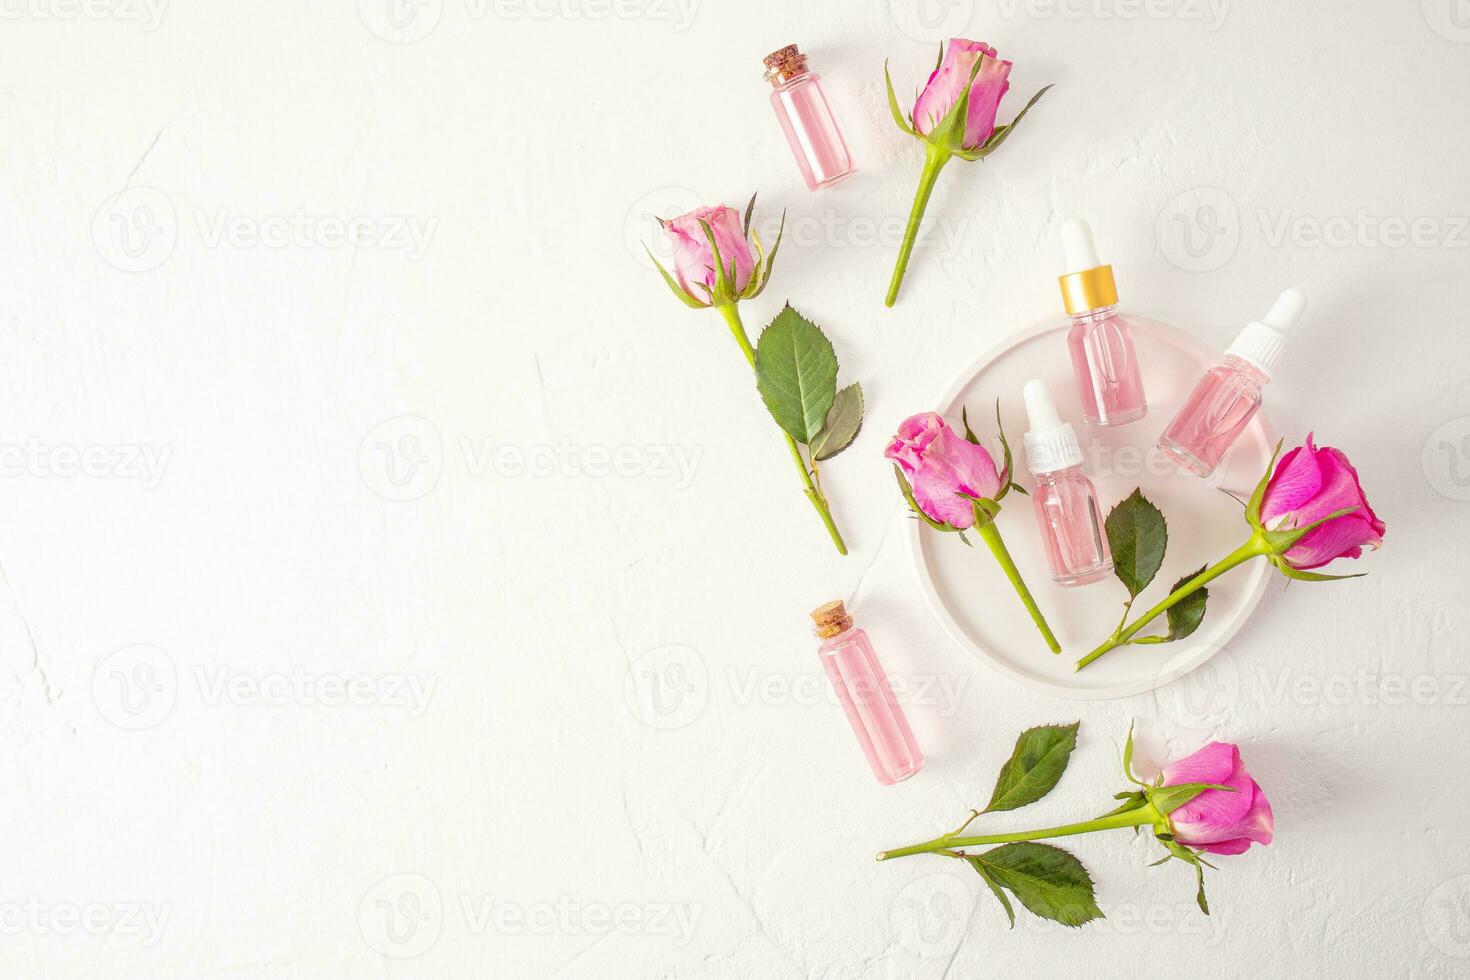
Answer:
[907, 316, 1274, 701]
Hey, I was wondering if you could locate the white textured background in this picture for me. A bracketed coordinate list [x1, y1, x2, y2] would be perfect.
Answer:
[3, 0, 1469, 976]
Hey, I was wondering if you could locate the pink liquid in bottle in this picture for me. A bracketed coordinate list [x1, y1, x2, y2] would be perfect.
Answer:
[811, 601, 922, 785]
[1158, 356, 1267, 476]
[763, 45, 855, 191]
[1067, 307, 1148, 427]
[1023, 380, 1114, 586]
[1158, 289, 1307, 478]
[1058, 219, 1147, 427]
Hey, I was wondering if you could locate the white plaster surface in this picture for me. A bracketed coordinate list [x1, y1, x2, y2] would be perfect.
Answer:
[2, 1, 1468, 976]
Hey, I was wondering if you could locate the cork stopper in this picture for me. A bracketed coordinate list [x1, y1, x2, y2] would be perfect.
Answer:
[763, 44, 809, 86]
[810, 599, 854, 639]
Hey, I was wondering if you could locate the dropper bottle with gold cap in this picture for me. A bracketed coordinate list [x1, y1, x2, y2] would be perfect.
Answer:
[809, 600, 923, 785]
[1059, 218, 1148, 427]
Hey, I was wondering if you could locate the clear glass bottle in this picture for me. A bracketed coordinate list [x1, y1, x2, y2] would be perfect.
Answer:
[1159, 288, 1306, 477]
[810, 601, 922, 785]
[763, 44, 855, 191]
[1023, 379, 1113, 586]
[1059, 218, 1147, 427]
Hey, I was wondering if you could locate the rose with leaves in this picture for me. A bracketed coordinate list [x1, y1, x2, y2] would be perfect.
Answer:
[646, 197, 862, 554]
[887, 409, 1059, 653]
[1076, 434, 1385, 670]
[882, 39, 1052, 306]
[877, 722, 1272, 927]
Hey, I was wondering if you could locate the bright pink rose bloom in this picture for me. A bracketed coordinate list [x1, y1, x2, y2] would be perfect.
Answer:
[885, 412, 1003, 530]
[1159, 742, 1273, 856]
[663, 205, 755, 301]
[1259, 434, 1385, 570]
[912, 38, 1012, 150]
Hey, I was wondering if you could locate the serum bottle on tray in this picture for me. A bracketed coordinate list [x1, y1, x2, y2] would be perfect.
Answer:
[1023, 379, 1114, 587]
[1059, 218, 1148, 427]
[1158, 288, 1306, 478]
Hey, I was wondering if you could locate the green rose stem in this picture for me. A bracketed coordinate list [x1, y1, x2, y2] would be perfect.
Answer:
[876, 802, 1163, 862]
[1075, 536, 1266, 672]
[978, 521, 1060, 654]
[717, 302, 848, 555]
[885, 145, 952, 308]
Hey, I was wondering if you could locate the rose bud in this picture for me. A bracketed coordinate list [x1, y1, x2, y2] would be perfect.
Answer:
[1159, 742, 1274, 856]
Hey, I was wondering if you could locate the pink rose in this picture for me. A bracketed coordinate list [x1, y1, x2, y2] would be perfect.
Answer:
[912, 38, 1012, 150]
[663, 205, 755, 301]
[885, 412, 1003, 530]
[1159, 742, 1273, 856]
[1259, 434, 1385, 570]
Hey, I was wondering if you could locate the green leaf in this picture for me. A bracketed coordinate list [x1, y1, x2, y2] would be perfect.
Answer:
[983, 722, 1080, 813]
[697, 219, 731, 303]
[1154, 837, 1211, 914]
[1147, 781, 1234, 816]
[1162, 568, 1209, 640]
[642, 246, 706, 308]
[976, 84, 1053, 157]
[754, 304, 838, 444]
[960, 405, 981, 444]
[1245, 438, 1284, 528]
[971, 843, 1103, 928]
[1128, 568, 1209, 644]
[756, 209, 785, 295]
[967, 859, 1015, 928]
[1105, 489, 1168, 599]
[1095, 790, 1148, 819]
[742, 192, 756, 236]
[811, 383, 864, 461]
[1123, 722, 1135, 778]
[882, 61, 916, 137]
[1270, 557, 1367, 582]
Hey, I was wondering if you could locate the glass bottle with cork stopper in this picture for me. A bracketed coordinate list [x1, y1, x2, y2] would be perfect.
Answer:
[810, 600, 923, 785]
[763, 44, 856, 191]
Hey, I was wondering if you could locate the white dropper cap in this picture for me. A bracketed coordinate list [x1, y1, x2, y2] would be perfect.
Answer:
[1061, 217, 1102, 274]
[1224, 288, 1307, 377]
[1022, 379, 1084, 474]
